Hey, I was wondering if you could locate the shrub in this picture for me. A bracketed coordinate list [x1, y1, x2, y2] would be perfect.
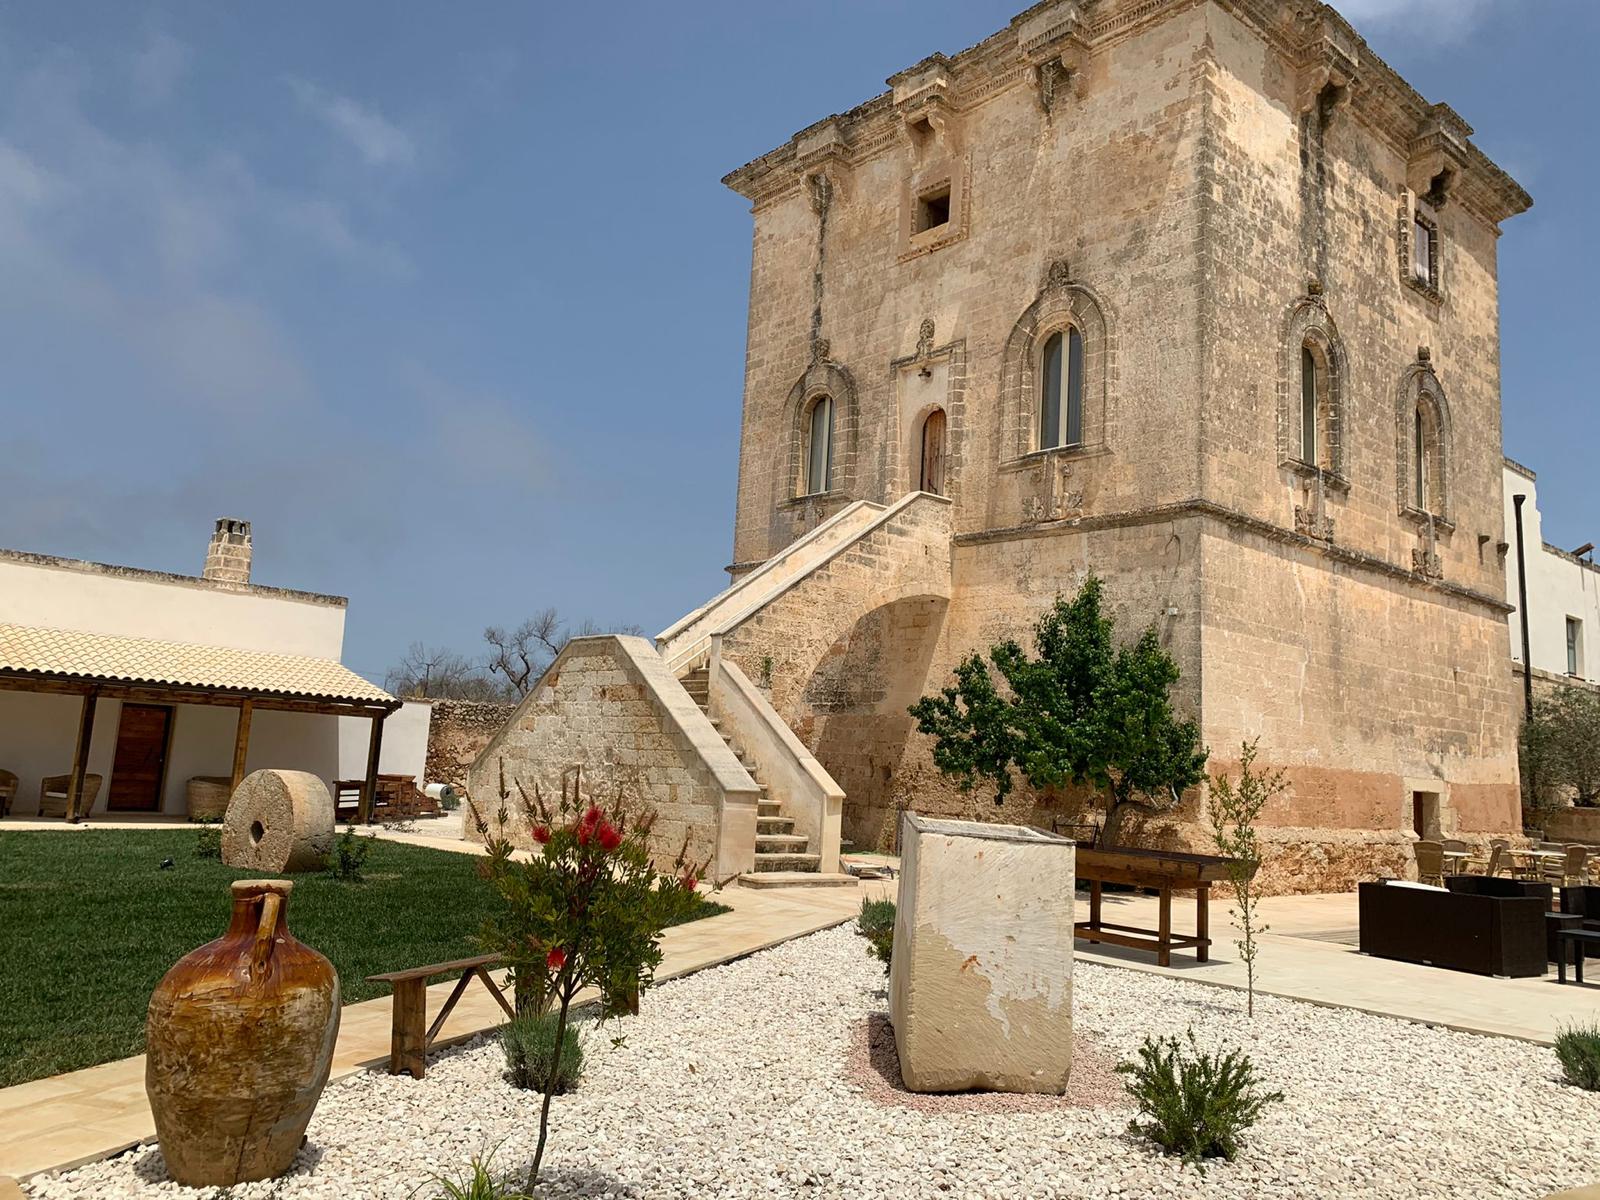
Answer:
[1556, 1023, 1600, 1091]
[502, 1009, 584, 1093]
[855, 897, 896, 973]
[1118, 1030, 1283, 1168]
[327, 824, 376, 882]
[416, 1148, 531, 1199]
[194, 826, 221, 859]
[471, 762, 709, 1190]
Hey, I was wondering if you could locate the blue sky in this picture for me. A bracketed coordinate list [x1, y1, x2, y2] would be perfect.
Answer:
[0, 1, 1592, 683]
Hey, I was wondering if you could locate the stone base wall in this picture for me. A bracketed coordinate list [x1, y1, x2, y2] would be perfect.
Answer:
[465, 637, 759, 880]
[1541, 807, 1600, 846]
[424, 700, 517, 796]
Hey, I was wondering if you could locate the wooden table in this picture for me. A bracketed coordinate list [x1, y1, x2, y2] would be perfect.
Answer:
[1074, 847, 1250, 967]
[333, 773, 437, 823]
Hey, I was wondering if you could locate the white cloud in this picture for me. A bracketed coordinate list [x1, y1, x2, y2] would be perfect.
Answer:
[130, 31, 189, 105]
[279, 197, 414, 277]
[287, 77, 417, 168]
[1332, 0, 1497, 42]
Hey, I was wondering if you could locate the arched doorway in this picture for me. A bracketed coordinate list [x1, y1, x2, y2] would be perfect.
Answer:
[919, 408, 947, 496]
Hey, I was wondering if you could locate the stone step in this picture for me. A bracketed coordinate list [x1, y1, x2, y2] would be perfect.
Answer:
[757, 799, 782, 816]
[738, 871, 859, 890]
[753, 851, 821, 873]
[757, 816, 795, 835]
[756, 834, 811, 854]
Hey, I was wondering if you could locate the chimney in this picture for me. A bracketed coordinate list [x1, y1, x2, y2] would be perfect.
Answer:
[202, 518, 253, 586]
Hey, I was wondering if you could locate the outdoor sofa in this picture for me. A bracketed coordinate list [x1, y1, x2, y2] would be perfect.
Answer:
[1357, 879, 1546, 978]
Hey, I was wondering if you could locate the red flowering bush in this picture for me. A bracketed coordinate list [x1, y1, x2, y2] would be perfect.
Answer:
[469, 761, 709, 1189]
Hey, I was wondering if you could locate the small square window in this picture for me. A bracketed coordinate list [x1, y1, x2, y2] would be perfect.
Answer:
[915, 185, 951, 234]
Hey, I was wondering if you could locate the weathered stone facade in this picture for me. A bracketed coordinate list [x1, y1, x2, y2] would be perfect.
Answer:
[718, 0, 1531, 892]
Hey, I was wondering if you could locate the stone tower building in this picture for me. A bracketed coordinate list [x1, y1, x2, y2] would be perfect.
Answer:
[716, 0, 1533, 888]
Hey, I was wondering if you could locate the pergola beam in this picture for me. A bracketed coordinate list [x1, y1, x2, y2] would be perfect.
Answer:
[230, 699, 254, 793]
[359, 713, 386, 825]
[64, 690, 99, 824]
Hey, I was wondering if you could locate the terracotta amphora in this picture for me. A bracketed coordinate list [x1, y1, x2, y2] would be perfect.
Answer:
[145, 878, 341, 1186]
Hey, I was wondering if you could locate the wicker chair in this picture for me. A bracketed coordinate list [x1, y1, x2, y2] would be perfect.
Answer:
[1415, 840, 1446, 887]
[38, 774, 103, 818]
[0, 769, 17, 817]
[1546, 845, 1590, 888]
[1476, 843, 1508, 879]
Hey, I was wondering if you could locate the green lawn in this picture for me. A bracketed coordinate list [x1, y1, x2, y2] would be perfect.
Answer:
[0, 829, 726, 1088]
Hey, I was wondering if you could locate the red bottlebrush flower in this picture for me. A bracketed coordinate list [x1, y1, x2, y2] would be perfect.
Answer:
[546, 947, 567, 971]
[680, 874, 698, 892]
[531, 826, 551, 844]
[597, 821, 622, 852]
[576, 804, 603, 845]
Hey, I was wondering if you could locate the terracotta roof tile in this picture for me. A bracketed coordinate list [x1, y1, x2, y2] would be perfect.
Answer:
[0, 623, 393, 706]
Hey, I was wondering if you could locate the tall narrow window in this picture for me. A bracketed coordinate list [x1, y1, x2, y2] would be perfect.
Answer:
[1413, 218, 1433, 286]
[1301, 345, 1319, 465]
[919, 408, 947, 496]
[1039, 328, 1085, 450]
[806, 396, 833, 495]
[1568, 617, 1584, 677]
[1414, 406, 1427, 510]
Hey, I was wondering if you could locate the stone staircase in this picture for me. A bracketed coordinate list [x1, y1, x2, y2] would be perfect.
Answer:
[681, 666, 827, 883]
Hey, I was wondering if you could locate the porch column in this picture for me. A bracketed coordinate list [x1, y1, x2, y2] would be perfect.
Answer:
[359, 711, 386, 825]
[230, 699, 254, 794]
[64, 690, 99, 824]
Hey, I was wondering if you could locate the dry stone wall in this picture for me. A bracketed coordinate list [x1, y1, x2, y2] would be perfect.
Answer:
[424, 699, 517, 797]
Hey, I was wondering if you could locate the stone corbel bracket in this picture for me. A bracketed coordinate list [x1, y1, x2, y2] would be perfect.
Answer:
[1407, 104, 1473, 210]
[1012, 0, 1088, 115]
[890, 57, 962, 164]
[793, 120, 851, 204]
[1295, 31, 1360, 123]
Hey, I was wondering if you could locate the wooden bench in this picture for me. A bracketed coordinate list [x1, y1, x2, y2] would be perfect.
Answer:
[366, 954, 515, 1078]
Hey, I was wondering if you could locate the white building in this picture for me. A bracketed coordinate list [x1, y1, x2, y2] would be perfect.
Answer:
[0, 518, 428, 820]
[1503, 458, 1600, 685]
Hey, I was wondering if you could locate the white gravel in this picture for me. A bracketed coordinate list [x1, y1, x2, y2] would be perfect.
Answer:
[25, 925, 1600, 1200]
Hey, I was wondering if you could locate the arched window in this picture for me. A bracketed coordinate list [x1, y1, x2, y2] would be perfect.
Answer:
[805, 395, 833, 495]
[919, 408, 947, 495]
[1395, 362, 1451, 523]
[1414, 399, 1443, 514]
[1301, 346, 1319, 465]
[1039, 327, 1084, 450]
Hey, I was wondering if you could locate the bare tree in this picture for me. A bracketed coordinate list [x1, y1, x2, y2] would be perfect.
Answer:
[384, 642, 509, 702]
[484, 611, 647, 698]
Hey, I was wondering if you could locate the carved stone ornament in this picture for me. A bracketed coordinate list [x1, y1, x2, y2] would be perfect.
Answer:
[1043, 258, 1071, 291]
[916, 319, 936, 360]
[811, 336, 830, 364]
[1412, 548, 1443, 580]
[1295, 506, 1335, 542]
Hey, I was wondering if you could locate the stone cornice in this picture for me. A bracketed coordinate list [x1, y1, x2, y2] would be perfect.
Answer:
[722, 0, 1531, 227]
[952, 497, 1515, 616]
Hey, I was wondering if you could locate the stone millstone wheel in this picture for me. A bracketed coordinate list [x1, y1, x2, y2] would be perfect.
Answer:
[222, 770, 335, 873]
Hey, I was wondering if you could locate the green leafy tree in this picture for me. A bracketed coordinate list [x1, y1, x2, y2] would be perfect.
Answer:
[1207, 741, 1284, 1017]
[1522, 687, 1600, 807]
[909, 576, 1207, 845]
[468, 764, 706, 1191]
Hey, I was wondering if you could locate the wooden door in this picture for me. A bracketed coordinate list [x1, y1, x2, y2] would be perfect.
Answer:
[919, 408, 947, 496]
[107, 704, 173, 812]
